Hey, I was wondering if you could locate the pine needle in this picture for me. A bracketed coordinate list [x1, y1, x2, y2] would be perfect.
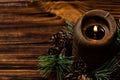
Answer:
[93, 57, 119, 80]
[38, 54, 73, 80]
[62, 21, 74, 33]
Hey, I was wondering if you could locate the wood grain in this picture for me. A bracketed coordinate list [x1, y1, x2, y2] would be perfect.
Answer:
[0, 1, 65, 80]
[40, 1, 120, 23]
[0, 1, 119, 80]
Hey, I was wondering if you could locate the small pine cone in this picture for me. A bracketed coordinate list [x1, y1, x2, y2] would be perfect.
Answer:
[66, 33, 72, 40]
[48, 46, 62, 55]
[78, 75, 92, 80]
[50, 34, 58, 45]
[64, 33, 73, 46]
[65, 72, 79, 80]
[49, 31, 73, 55]
[73, 59, 87, 74]
[50, 31, 65, 45]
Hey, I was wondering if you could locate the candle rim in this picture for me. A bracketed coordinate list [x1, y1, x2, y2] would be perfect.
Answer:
[74, 9, 117, 46]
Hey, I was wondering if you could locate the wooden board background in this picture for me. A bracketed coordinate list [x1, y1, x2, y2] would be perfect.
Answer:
[0, 1, 119, 80]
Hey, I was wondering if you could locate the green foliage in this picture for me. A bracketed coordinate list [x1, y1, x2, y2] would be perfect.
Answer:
[93, 57, 119, 80]
[62, 21, 74, 33]
[38, 54, 73, 80]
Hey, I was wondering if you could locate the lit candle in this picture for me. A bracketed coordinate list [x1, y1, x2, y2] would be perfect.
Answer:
[93, 25, 98, 39]
[73, 9, 117, 72]
[93, 25, 98, 33]
[85, 25, 105, 40]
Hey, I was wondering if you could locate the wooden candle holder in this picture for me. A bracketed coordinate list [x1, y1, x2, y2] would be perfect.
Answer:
[73, 9, 118, 71]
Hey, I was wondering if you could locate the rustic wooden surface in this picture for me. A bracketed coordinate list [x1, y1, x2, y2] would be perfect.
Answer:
[0, 1, 65, 80]
[40, 1, 120, 23]
[0, 1, 119, 80]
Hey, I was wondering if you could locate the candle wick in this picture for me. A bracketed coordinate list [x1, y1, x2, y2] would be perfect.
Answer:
[94, 33, 97, 39]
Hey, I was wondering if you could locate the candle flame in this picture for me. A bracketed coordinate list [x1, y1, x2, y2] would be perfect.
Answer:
[93, 25, 98, 32]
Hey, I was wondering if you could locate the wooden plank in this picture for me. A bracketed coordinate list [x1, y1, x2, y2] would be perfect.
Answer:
[0, 7, 42, 14]
[0, 1, 31, 7]
[0, 76, 42, 80]
[0, 77, 42, 80]
[40, 1, 120, 22]
[0, 14, 64, 24]
[0, 29, 62, 44]
[0, 45, 49, 52]
[0, 1, 63, 80]
[0, 70, 40, 76]
[0, 0, 26, 2]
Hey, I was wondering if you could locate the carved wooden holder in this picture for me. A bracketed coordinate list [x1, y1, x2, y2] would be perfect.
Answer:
[73, 9, 118, 71]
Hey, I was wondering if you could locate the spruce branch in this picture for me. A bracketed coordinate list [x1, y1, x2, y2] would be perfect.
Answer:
[62, 21, 74, 33]
[93, 57, 120, 80]
[38, 54, 73, 80]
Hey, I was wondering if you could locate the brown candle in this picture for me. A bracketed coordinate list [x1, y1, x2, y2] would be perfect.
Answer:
[72, 9, 118, 71]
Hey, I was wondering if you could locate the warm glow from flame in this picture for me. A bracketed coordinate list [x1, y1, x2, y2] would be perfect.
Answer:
[93, 25, 98, 32]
